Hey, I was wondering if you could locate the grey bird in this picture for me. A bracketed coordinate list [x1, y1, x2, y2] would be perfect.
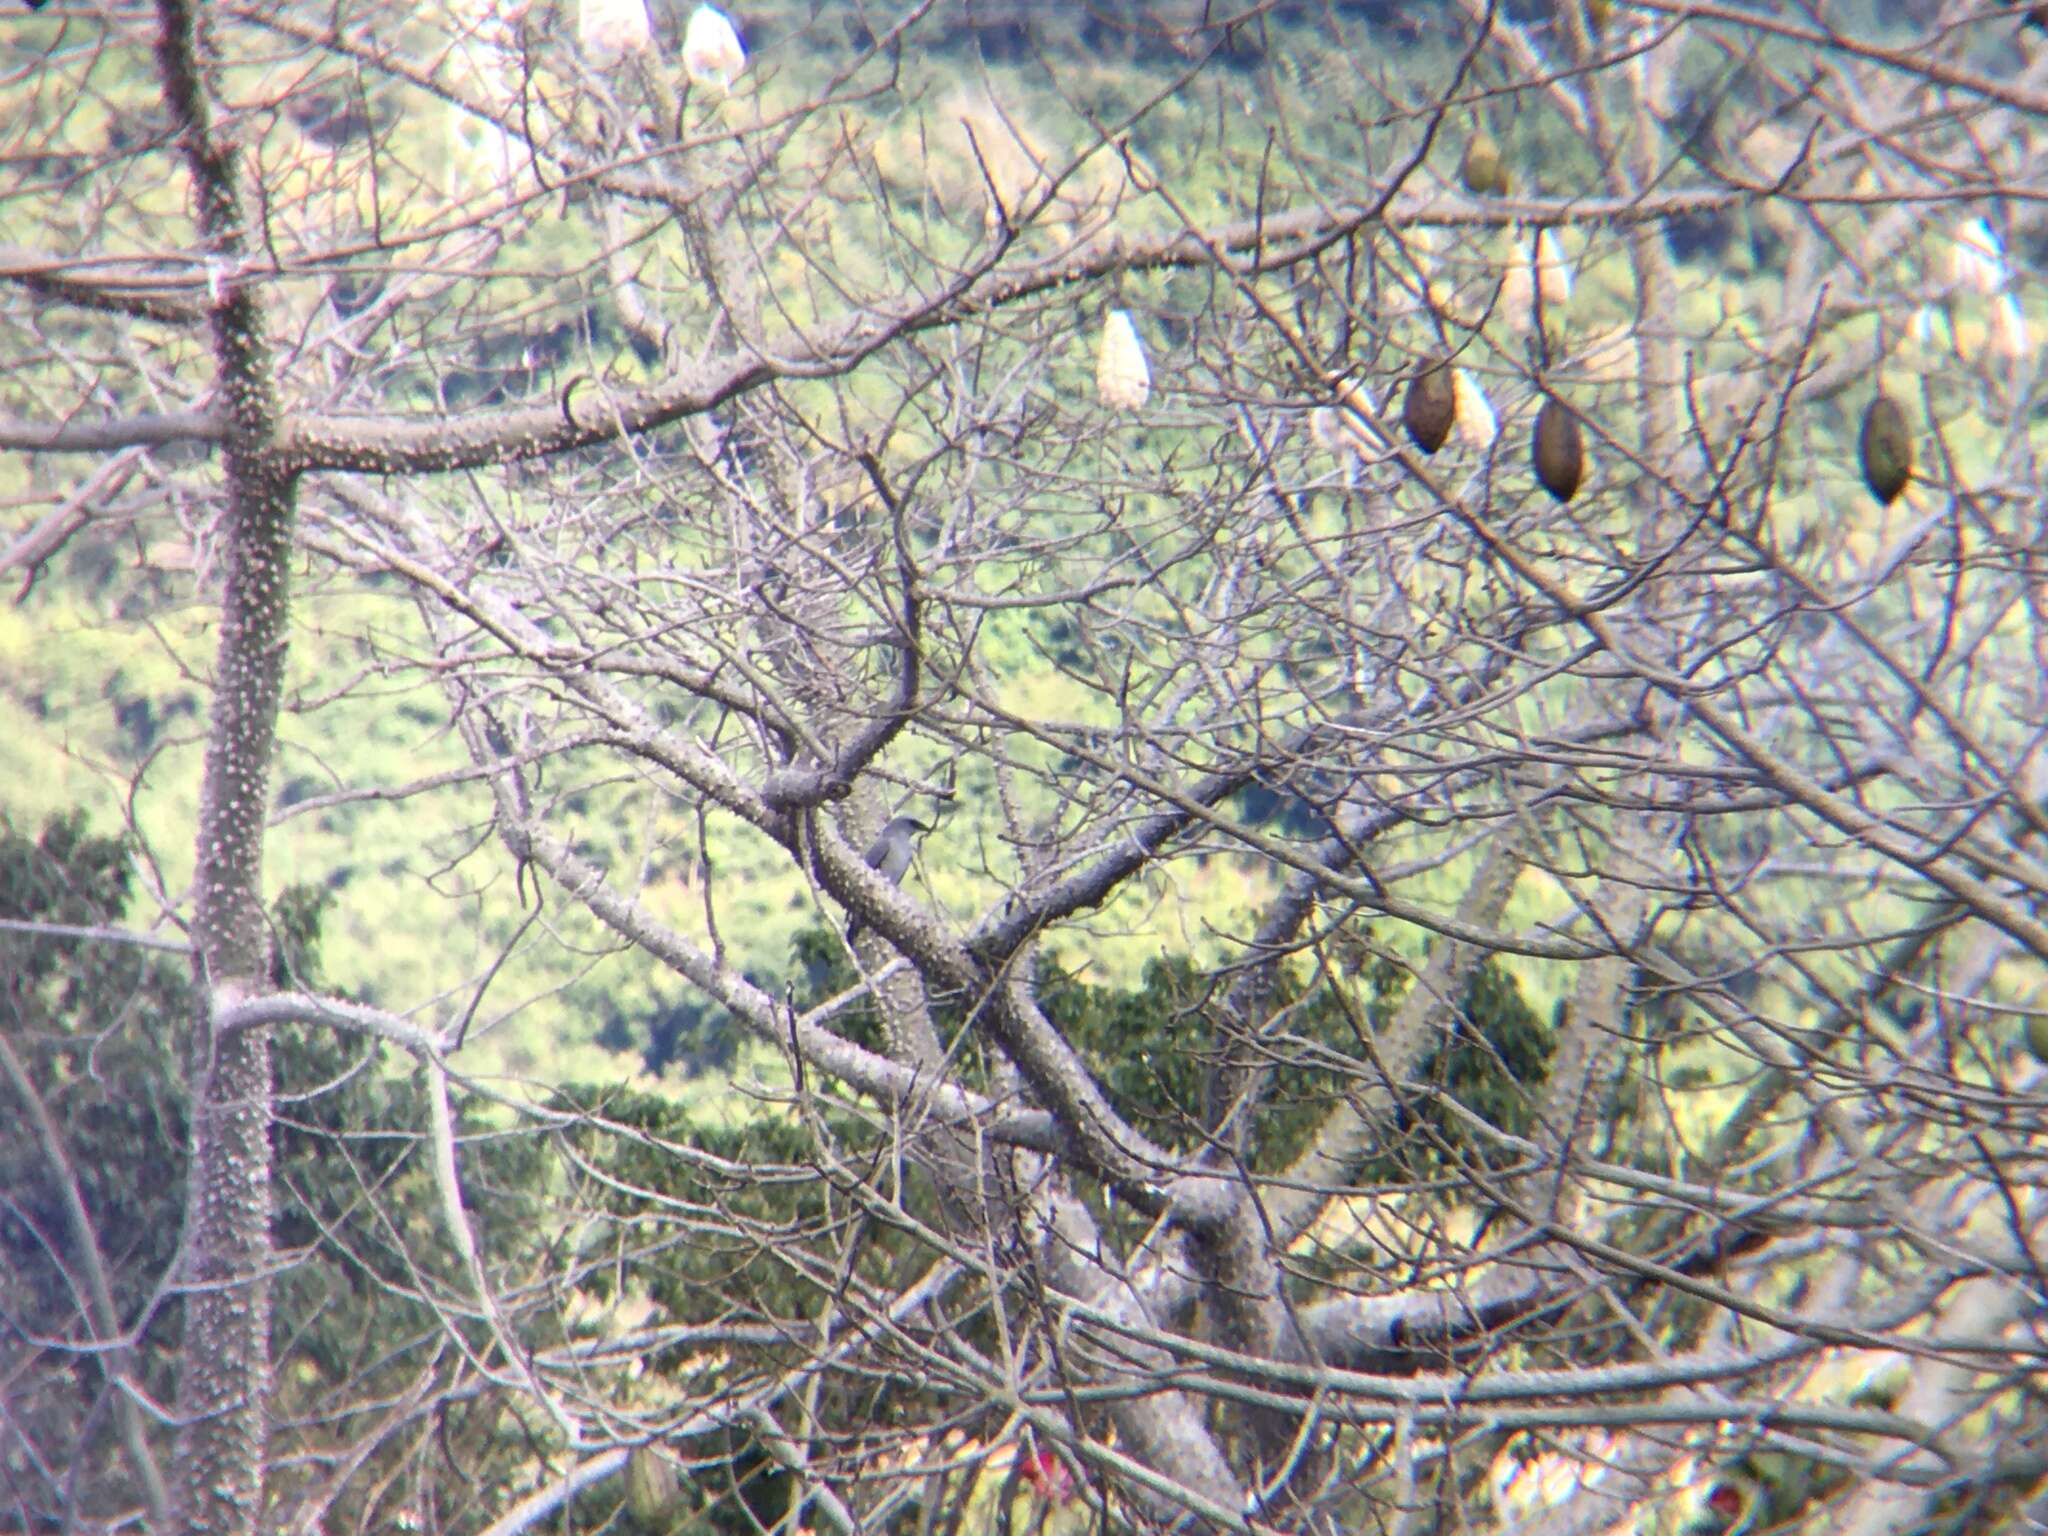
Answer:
[845, 815, 933, 943]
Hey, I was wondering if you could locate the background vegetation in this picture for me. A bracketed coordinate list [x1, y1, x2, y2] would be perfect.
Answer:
[5, 1, 2048, 1533]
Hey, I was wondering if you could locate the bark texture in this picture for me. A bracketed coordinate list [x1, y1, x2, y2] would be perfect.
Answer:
[153, 1, 298, 1529]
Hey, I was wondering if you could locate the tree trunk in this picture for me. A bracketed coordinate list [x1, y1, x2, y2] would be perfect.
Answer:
[153, 2, 297, 1529]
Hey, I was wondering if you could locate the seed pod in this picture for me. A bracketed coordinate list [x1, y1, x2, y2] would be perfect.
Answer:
[1499, 261, 1535, 336]
[1586, 0, 1612, 29]
[1534, 228, 1573, 308]
[1949, 216, 2007, 296]
[2028, 1013, 2048, 1065]
[1313, 377, 1379, 459]
[1403, 358, 1457, 453]
[1909, 303, 1947, 354]
[1858, 394, 1911, 506]
[1991, 292, 2030, 360]
[1096, 309, 1150, 410]
[1453, 369, 1496, 448]
[1532, 397, 1584, 503]
[579, 0, 653, 67]
[682, 4, 747, 90]
[1334, 375, 1377, 423]
[626, 1446, 680, 1521]
[1461, 131, 1507, 197]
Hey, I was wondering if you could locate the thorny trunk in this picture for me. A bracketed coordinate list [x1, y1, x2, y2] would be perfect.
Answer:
[154, 1, 297, 1529]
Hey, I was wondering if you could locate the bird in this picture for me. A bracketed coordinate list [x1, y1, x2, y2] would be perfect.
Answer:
[845, 816, 933, 943]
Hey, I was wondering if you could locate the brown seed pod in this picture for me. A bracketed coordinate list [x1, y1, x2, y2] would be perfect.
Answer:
[1587, 0, 1612, 30]
[1403, 358, 1457, 454]
[1460, 131, 1507, 197]
[1858, 394, 1912, 506]
[2028, 1013, 2048, 1066]
[626, 1446, 681, 1521]
[1532, 396, 1584, 502]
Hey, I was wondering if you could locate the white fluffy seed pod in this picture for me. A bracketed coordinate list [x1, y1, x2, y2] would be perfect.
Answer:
[1499, 261, 1535, 335]
[1499, 264, 1531, 335]
[1312, 376, 1378, 456]
[1401, 224, 1440, 272]
[1949, 216, 2007, 296]
[1535, 228, 1573, 308]
[1097, 309, 1151, 410]
[1497, 230, 1570, 334]
[1333, 375, 1377, 425]
[1454, 370, 1496, 447]
[1991, 291, 2030, 359]
[578, 0, 652, 67]
[683, 5, 746, 90]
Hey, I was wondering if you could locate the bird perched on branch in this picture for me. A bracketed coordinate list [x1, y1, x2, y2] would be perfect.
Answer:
[845, 816, 933, 943]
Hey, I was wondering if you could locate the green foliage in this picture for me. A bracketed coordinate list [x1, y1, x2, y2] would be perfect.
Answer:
[552, 1083, 923, 1536]
[554, 1082, 880, 1324]
[553, 927, 1552, 1536]
[0, 811, 556, 1530]
[0, 811, 191, 1336]
[1420, 958, 1555, 1159]
[1046, 942, 1550, 1184]
[1041, 952, 1337, 1168]
[790, 922, 1549, 1183]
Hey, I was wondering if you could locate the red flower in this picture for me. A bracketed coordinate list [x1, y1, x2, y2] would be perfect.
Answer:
[1706, 1482, 1746, 1517]
[1021, 1449, 1077, 1505]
